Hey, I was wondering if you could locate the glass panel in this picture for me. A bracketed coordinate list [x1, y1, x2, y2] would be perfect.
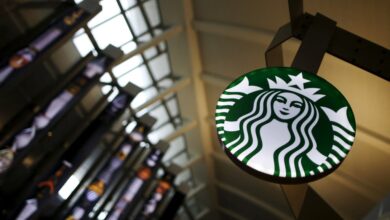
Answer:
[143, 47, 158, 59]
[152, 29, 167, 50]
[163, 136, 185, 162]
[143, 0, 160, 27]
[108, 87, 119, 101]
[174, 117, 182, 125]
[74, 28, 85, 37]
[173, 153, 189, 168]
[92, 15, 133, 49]
[101, 85, 112, 94]
[166, 97, 179, 117]
[72, 33, 94, 57]
[126, 7, 147, 36]
[135, 100, 161, 118]
[130, 86, 158, 109]
[137, 33, 152, 42]
[121, 41, 137, 53]
[172, 136, 186, 150]
[147, 123, 175, 143]
[159, 41, 167, 51]
[158, 78, 173, 88]
[100, 72, 112, 83]
[112, 55, 143, 77]
[149, 105, 169, 128]
[149, 53, 170, 80]
[120, 0, 137, 10]
[153, 28, 162, 35]
[88, 0, 121, 28]
[117, 65, 153, 88]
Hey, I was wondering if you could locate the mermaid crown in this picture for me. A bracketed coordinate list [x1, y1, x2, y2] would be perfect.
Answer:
[267, 73, 325, 102]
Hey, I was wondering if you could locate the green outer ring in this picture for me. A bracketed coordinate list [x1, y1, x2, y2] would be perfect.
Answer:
[215, 67, 356, 183]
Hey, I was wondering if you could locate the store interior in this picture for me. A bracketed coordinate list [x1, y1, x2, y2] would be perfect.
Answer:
[0, 0, 389, 219]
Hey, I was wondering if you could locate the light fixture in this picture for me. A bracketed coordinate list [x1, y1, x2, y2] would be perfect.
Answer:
[216, 67, 356, 183]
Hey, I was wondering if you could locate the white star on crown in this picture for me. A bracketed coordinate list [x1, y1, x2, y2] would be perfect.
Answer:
[267, 73, 325, 102]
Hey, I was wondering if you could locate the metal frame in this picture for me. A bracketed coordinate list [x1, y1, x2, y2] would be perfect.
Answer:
[74, 1, 193, 179]
[266, 16, 390, 81]
[265, 0, 389, 219]
[76, 0, 203, 218]
[73, 0, 182, 130]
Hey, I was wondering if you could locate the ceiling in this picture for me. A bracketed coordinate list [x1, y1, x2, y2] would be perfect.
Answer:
[160, 0, 390, 219]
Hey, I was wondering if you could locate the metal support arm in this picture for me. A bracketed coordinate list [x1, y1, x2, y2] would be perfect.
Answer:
[266, 13, 390, 81]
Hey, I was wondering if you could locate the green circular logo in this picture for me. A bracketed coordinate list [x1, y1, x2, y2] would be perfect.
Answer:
[215, 67, 356, 183]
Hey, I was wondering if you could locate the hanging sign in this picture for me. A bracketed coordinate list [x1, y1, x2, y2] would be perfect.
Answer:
[215, 67, 356, 183]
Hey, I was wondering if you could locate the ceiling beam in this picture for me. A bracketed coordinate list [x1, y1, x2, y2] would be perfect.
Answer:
[187, 182, 206, 199]
[181, 154, 203, 169]
[201, 72, 231, 88]
[195, 208, 210, 220]
[194, 20, 273, 44]
[182, 0, 220, 217]
[163, 119, 197, 142]
[111, 25, 183, 68]
[134, 77, 192, 112]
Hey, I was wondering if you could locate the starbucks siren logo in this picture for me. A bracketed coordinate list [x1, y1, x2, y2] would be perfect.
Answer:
[216, 67, 356, 182]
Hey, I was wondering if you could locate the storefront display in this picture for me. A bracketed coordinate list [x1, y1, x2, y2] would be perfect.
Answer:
[134, 173, 174, 219]
[15, 161, 72, 220]
[0, 55, 111, 174]
[159, 188, 186, 220]
[10, 92, 132, 220]
[0, 7, 89, 86]
[64, 123, 152, 220]
[106, 148, 165, 220]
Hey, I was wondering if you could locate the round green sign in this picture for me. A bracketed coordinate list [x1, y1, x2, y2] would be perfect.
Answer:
[215, 67, 356, 183]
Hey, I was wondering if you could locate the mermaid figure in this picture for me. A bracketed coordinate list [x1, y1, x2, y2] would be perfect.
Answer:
[222, 73, 329, 178]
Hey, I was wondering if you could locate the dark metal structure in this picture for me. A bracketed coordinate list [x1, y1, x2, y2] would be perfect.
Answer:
[265, 0, 390, 219]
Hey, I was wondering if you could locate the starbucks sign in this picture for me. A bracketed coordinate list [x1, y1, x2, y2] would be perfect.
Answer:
[215, 67, 356, 183]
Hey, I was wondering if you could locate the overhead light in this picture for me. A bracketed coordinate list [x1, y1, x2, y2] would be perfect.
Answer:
[58, 175, 80, 200]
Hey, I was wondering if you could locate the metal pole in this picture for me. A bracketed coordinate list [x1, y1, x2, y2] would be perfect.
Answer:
[288, 0, 303, 23]
[265, 11, 342, 220]
[291, 13, 336, 73]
